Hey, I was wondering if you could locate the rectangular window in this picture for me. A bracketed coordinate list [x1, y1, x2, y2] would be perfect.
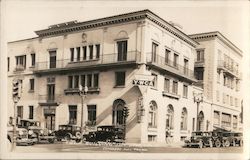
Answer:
[148, 135, 157, 142]
[70, 48, 74, 62]
[89, 45, 93, 60]
[69, 105, 77, 125]
[17, 106, 23, 118]
[7, 57, 10, 71]
[81, 75, 85, 87]
[68, 76, 73, 88]
[49, 51, 56, 68]
[165, 49, 171, 64]
[16, 55, 26, 70]
[152, 42, 158, 63]
[29, 106, 34, 119]
[233, 115, 237, 129]
[74, 75, 79, 88]
[82, 46, 87, 60]
[183, 85, 188, 98]
[117, 41, 127, 61]
[164, 78, 170, 93]
[195, 68, 204, 80]
[76, 47, 80, 61]
[87, 105, 96, 126]
[87, 74, 92, 87]
[221, 113, 231, 128]
[93, 74, 99, 88]
[192, 118, 195, 131]
[173, 53, 178, 68]
[115, 71, 125, 86]
[184, 59, 189, 75]
[214, 111, 220, 126]
[172, 81, 178, 95]
[197, 50, 204, 62]
[30, 79, 35, 91]
[31, 53, 36, 66]
[96, 44, 100, 59]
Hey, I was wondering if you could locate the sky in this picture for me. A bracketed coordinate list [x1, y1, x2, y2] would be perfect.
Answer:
[2, 0, 249, 51]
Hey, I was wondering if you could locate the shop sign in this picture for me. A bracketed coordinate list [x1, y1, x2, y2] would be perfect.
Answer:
[132, 79, 154, 86]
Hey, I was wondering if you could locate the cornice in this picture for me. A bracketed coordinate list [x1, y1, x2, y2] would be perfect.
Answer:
[34, 9, 198, 48]
[189, 31, 242, 57]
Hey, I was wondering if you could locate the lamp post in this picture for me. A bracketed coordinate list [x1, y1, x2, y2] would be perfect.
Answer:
[193, 92, 203, 131]
[79, 85, 88, 135]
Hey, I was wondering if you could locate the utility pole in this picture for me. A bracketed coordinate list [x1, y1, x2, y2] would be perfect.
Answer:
[79, 85, 88, 135]
[11, 79, 22, 151]
[193, 92, 203, 131]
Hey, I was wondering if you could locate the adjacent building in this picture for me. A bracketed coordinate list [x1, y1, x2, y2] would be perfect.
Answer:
[7, 10, 242, 144]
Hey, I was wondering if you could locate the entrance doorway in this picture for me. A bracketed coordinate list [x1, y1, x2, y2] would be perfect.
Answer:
[197, 111, 204, 131]
[44, 108, 56, 131]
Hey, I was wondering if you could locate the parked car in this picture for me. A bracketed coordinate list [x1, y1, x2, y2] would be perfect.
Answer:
[232, 132, 243, 147]
[185, 131, 213, 148]
[211, 131, 243, 147]
[7, 125, 34, 146]
[53, 124, 82, 143]
[18, 119, 55, 144]
[82, 125, 125, 143]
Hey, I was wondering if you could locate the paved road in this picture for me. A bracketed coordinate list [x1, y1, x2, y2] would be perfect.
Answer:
[12, 142, 243, 153]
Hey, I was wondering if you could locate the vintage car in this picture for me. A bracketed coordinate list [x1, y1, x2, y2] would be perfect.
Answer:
[7, 125, 34, 146]
[53, 124, 82, 143]
[185, 131, 213, 148]
[82, 125, 125, 143]
[18, 119, 55, 144]
[211, 131, 243, 147]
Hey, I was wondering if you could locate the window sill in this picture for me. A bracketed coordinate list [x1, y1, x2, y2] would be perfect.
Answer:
[162, 91, 180, 99]
[28, 90, 34, 93]
[114, 85, 125, 88]
[68, 58, 100, 64]
[64, 87, 100, 95]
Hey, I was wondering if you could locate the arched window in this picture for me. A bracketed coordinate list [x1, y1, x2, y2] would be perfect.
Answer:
[166, 105, 174, 130]
[148, 101, 157, 128]
[198, 111, 204, 131]
[180, 108, 187, 130]
[112, 99, 126, 126]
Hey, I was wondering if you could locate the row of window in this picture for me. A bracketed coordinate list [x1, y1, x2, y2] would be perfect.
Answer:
[218, 50, 239, 73]
[217, 72, 240, 91]
[216, 91, 240, 107]
[163, 78, 188, 98]
[11, 54, 36, 71]
[213, 111, 238, 129]
[17, 105, 34, 119]
[70, 44, 100, 62]
[69, 105, 96, 125]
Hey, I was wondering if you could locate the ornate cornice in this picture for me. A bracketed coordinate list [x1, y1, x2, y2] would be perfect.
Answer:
[34, 9, 198, 48]
[189, 31, 242, 57]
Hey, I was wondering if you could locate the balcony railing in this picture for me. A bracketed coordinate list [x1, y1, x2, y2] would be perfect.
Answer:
[64, 87, 100, 94]
[38, 94, 62, 106]
[14, 65, 26, 72]
[146, 53, 196, 81]
[34, 51, 141, 72]
[217, 60, 240, 78]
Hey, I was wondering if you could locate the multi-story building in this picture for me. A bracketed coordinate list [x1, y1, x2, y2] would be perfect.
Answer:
[190, 31, 243, 132]
[7, 10, 242, 145]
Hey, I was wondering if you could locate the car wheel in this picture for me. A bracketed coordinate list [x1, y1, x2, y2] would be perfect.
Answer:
[232, 140, 236, 147]
[199, 140, 203, 149]
[215, 139, 221, 148]
[223, 140, 230, 147]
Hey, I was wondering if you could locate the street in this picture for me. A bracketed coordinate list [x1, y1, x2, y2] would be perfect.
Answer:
[11, 142, 243, 153]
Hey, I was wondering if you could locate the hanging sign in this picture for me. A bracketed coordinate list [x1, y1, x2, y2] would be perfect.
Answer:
[132, 79, 154, 86]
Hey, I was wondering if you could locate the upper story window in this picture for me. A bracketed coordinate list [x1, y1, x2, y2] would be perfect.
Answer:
[31, 53, 36, 67]
[89, 45, 93, 60]
[183, 85, 188, 98]
[96, 44, 100, 59]
[76, 47, 81, 61]
[68, 73, 99, 89]
[173, 53, 179, 68]
[151, 42, 158, 63]
[117, 40, 127, 61]
[29, 78, 35, 91]
[196, 50, 204, 62]
[15, 55, 26, 70]
[82, 46, 87, 60]
[115, 71, 126, 87]
[49, 50, 56, 69]
[165, 49, 171, 65]
[172, 81, 178, 95]
[70, 48, 74, 62]
[184, 59, 189, 75]
[164, 78, 170, 93]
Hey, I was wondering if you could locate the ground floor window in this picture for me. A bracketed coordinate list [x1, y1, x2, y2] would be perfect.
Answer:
[180, 108, 187, 130]
[148, 135, 157, 142]
[44, 108, 56, 131]
[29, 106, 34, 119]
[221, 113, 231, 128]
[69, 105, 77, 125]
[148, 101, 157, 128]
[213, 111, 220, 126]
[166, 104, 174, 130]
[233, 115, 238, 129]
[112, 99, 126, 126]
[87, 105, 96, 126]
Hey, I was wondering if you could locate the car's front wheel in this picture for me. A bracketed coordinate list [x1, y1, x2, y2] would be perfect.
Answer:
[223, 140, 230, 147]
[209, 139, 213, 148]
[215, 139, 221, 148]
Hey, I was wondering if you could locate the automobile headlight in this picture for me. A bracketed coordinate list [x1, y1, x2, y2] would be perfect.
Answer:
[40, 130, 44, 134]
[48, 130, 52, 134]
[28, 130, 33, 135]
[19, 130, 23, 135]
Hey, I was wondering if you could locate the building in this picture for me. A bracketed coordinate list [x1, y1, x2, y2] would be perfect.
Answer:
[7, 10, 242, 145]
[190, 31, 243, 132]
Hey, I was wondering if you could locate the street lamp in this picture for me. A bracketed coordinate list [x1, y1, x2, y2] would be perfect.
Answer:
[193, 92, 203, 131]
[79, 85, 88, 135]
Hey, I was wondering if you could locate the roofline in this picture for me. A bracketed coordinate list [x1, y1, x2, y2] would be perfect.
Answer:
[189, 31, 242, 56]
[35, 9, 198, 47]
[8, 37, 38, 44]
